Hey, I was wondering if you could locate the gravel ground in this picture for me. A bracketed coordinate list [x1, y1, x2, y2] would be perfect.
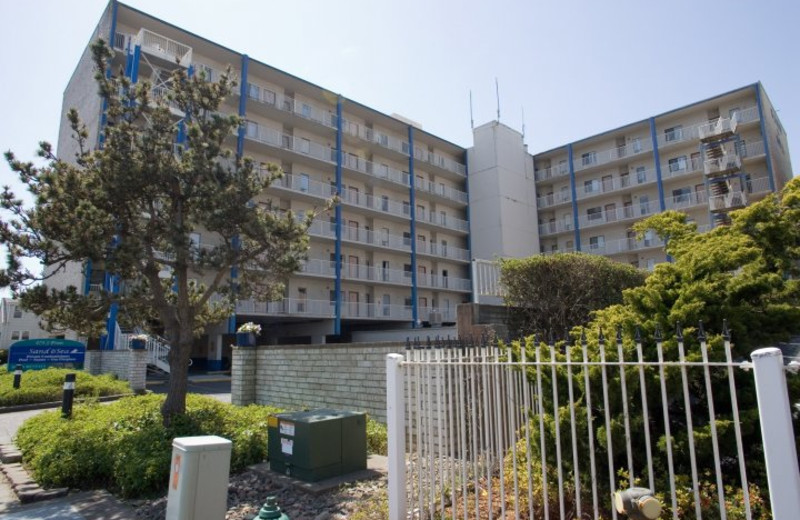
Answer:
[131, 467, 387, 520]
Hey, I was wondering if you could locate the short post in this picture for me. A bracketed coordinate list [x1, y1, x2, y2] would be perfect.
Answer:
[751, 347, 800, 518]
[386, 353, 406, 520]
[61, 373, 76, 419]
[13, 364, 22, 389]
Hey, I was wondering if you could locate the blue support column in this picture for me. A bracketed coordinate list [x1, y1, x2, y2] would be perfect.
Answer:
[567, 144, 581, 251]
[228, 55, 249, 334]
[754, 84, 776, 192]
[649, 117, 666, 211]
[97, 0, 119, 149]
[334, 97, 343, 335]
[408, 127, 418, 328]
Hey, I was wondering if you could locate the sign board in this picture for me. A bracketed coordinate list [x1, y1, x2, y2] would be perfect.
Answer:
[8, 339, 86, 371]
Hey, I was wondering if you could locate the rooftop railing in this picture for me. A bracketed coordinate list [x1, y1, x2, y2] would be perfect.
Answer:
[135, 29, 192, 67]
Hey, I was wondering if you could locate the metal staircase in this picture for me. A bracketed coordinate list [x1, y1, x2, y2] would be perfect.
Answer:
[117, 329, 172, 373]
[700, 112, 748, 226]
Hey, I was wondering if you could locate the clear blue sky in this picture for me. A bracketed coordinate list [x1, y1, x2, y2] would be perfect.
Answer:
[0, 0, 798, 295]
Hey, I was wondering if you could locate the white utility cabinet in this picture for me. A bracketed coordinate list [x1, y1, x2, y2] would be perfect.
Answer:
[165, 435, 232, 520]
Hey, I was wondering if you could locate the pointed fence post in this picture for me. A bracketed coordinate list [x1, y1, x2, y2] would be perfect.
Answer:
[386, 353, 407, 520]
[751, 347, 800, 518]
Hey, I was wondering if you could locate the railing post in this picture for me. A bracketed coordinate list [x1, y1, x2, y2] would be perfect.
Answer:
[386, 353, 407, 520]
[751, 347, 800, 518]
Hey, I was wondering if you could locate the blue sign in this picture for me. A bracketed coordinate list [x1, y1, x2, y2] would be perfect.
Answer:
[8, 339, 86, 371]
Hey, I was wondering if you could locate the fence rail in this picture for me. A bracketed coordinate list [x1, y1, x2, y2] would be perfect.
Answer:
[387, 326, 800, 519]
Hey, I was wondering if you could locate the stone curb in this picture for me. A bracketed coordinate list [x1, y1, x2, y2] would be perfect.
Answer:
[0, 454, 69, 504]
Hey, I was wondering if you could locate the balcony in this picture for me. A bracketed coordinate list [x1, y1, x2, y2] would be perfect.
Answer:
[341, 119, 410, 158]
[244, 122, 335, 165]
[135, 29, 192, 68]
[414, 208, 470, 234]
[236, 298, 335, 318]
[341, 302, 413, 320]
[297, 258, 336, 278]
[248, 87, 337, 130]
[272, 173, 335, 200]
[417, 273, 472, 292]
[577, 168, 656, 202]
[534, 164, 570, 183]
[415, 240, 471, 262]
[709, 189, 747, 212]
[579, 200, 659, 229]
[537, 191, 572, 209]
[342, 154, 410, 187]
[698, 116, 738, 142]
[661, 157, 702, 180]
[538, 219, 573, 237]
[747, 176, 771, 196]
[704, 154, 741, 177]
[586, 235, 665, 256]
[574, 139, 652, 172]
[665, 189, 708, 210]
[414, 147, 467, 178]
[340, 189, 409, 221]
[414, 178, 469, 205]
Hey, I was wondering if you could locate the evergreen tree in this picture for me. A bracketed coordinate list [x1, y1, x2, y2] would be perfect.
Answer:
[1, 40, 320, 423]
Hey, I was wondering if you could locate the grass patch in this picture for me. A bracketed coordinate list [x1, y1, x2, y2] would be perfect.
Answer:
[0, 367, 130, 407]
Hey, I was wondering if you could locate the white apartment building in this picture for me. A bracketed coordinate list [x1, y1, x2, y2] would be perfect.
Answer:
[49, 2, 792, 361]
[0, 298, 62, 350]
[55, 2, 471, 362]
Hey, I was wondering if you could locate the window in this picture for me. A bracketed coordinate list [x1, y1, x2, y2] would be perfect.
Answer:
[246, 121, 258, 138]
[668, 156, 688, 173]
[403, 264, 413, 278]
[348, 256, 359, 278]
[348, 186, 359, 204]
[297, 288, 307, 312]
[382, 295, 391, 316]
[379, 163, 389, 178]
[439, 211, 447, 226]
[381, 195, 389, 211]
[416, 175, 425, 189]
[602, 175, 613, 192]
[643, 230, 655, 247]
[587, 206, 603, 221]
[13, 307, 22, 318]
[403, 232, 411, 246]
[21, 331, 30, 340]
[438, 183, 446, 196]
[646, 258, 656, 271]
[299, 173, 310, 193]
[11, 331, 20, 340]
[584, 179, 601, 193]
[247, 83, 260, 100]
[589, 235, 605, 251]
[301, 103, 311, 118]
[581, 151, 597, 166]
[672, 187, 691, 205]
[402, 201, 410, 215]
[299, 138, 311, 154]
[417, 204, 426, 220]
[639, 195, 651, 215]
[620, 172, 630, 187]
[440, 240, 448, 256]
[636, 166, 647, 184]
[263, 89, 276, 105]
[558, 160, 568, 174]
[381, 227, 390, 246]
[632, 137, 642, 153]
[664, 125, 683, 142]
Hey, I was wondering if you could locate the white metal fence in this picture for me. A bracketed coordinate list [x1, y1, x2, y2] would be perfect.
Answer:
[387, 327, 800, 519]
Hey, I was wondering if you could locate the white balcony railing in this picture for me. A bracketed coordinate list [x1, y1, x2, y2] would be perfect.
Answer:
[665, 189, 708, 210]
[415, 240, 471, 262]
[236, 298, 335, 318]
[538, 219, 574, 237]
[536, 191, 572, 208]
[574, 138, 653, 172]
[747, 176, 772, 195]
[709, 189, 747, 212]
[704, 154, 742, 177]
[135, 29, 192, 67]
[341, 119, 411, 157]
[576, 168, 657, 202]
[245, 123, 335, 165]
[698, 115, 738, 142]
[534, 164, 570, 183]
[414, 178, 469, 205]
[578, 200, 660, 229]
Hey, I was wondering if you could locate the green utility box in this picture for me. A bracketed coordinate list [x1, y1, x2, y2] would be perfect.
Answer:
[267, 409, 367, 482]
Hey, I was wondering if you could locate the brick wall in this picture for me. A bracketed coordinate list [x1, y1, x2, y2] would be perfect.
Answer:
[84, 349, 146, 392]
[232, 342, 406, 423]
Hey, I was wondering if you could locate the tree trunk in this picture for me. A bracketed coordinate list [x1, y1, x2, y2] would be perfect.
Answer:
[160, 325, 194, 426]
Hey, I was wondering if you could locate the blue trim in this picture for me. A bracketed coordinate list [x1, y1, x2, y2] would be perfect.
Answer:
[237, 55, 249, 158]
[754, 84, 776, 192]
[97, 0, 118, 149]
[408, 126, 418, 327]
[334, 97, 343, 335]
[567, 144, 580, 251]
[649, 118, 666, 211]
[83, 260, 93, 296]
[130, 45, 141, 84]
[109, 1, 118, 43]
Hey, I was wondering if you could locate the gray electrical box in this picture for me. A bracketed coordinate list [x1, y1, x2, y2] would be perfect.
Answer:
[268, 409, 367, 482]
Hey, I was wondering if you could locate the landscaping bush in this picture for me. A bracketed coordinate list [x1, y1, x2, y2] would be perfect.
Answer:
[0, 349, 8, 366]
[0, 368, 130, 407]
[16, 394, 388, 498]
[16, 394, 283, 497]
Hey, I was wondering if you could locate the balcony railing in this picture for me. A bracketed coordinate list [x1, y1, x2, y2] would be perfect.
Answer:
[704, 154, 742, 177]
[248, 87, 337, 130]
[534, 164, 570, 183]
[576, 168, 656, 202]
[536, 191, 572, 208]
[417, 273, 472, 292]
[341, 119, 410, 157]
[661, 157, 703, 180]
[709, 189, 747, 212]
[236, 298, 334, 317]
[245, 123, 335, 165]
[538, 219, 573, 237]
[747, 176, 771, 195]
[341, 302, 412, 320]
[698, 115, 738, 142]
[414, 148, 467, 177]
[298, 258, 336, 277]
[415, 240, 471, 262]
[665, 189, 708, 210]
[574, 139, 653, 172]
[579, 200, 659, 229]
[741, 139, 766, 159]
[135, 29, 192, 67]
[414, 178, 469, 205]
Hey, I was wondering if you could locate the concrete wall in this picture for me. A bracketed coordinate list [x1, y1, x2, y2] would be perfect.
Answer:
[467, 122, 539, 260]
[232, 342, 406, 422]
[84, 349, 147, 392]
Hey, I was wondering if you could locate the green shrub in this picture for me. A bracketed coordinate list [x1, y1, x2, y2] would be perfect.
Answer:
[366, 418, 388, 456]
[0, 368, 130, 406]
[0, 349, 8, 366]
[16, 394, 282, 498]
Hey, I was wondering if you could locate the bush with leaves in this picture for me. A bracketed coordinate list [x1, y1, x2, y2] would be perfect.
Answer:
[0, 367, 130, 406]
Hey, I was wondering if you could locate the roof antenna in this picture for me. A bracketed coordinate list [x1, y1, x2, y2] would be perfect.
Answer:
[495, 78, 501, 121]
[469, 90, 474, 129]
[521, 106, 526, 140]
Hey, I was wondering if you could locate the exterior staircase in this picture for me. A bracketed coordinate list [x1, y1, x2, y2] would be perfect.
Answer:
[117, 329, 172, 373]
